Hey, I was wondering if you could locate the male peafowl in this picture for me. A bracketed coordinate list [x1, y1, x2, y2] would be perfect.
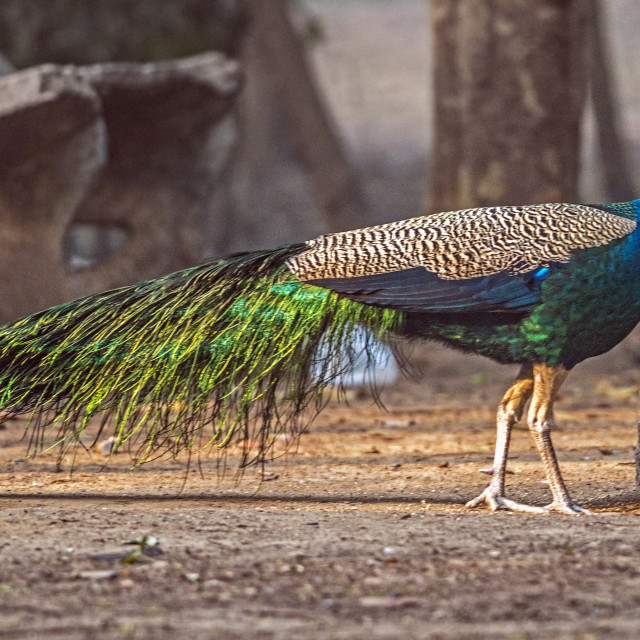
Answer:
[1, 199, 640, 514]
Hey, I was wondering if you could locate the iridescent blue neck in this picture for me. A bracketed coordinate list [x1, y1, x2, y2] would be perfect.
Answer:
[591, 199, 640, 220]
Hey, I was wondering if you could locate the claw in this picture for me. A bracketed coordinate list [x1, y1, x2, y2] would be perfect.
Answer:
[466, 487, 508, 512]
[466, 489, 592, 515]
[543, 501, 593, 515]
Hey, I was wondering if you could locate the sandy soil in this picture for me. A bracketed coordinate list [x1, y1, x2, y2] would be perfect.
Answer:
[2, 342, 640, 640]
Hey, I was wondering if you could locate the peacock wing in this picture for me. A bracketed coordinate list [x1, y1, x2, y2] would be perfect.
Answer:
[287, 203, 637, 314]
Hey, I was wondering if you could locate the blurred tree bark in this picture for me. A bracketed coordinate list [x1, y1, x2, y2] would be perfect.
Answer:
[587, 0, 634, 202]
[430, 0, 588, 211]
[240, 0, 370, 232]
[0, 0, 245, 64]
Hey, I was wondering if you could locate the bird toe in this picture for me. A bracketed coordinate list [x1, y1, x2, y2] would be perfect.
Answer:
[466, 489, 516, 512]
[466, 488, 555, 514]
[544, 502, 593, 515]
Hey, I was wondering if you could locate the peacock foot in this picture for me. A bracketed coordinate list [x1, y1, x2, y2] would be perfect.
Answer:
[464, 487, 534, 512]
[466, 488, 593, 515]
[542, 501, 593, 515]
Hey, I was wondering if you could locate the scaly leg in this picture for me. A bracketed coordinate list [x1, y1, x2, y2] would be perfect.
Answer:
[466, 364, 533, 511]
[527, 363, 590, 514]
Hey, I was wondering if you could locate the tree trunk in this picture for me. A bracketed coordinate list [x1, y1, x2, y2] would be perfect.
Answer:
[430, 0, 588, 212]
[243, 0, 370, 232]
[587, 0, 634, 202]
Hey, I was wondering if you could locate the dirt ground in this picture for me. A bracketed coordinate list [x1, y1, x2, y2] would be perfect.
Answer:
[2, 343, 640, 640]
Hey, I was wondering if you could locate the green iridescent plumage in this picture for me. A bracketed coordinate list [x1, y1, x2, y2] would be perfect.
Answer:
[403, 220, 640, 368]
[0, 245, 399, 465]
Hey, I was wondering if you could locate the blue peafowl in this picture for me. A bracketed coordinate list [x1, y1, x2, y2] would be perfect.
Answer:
[2, 199, 640, 514]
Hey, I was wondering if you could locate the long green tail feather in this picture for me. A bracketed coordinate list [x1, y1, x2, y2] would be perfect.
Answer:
[0, 244, 401, 466]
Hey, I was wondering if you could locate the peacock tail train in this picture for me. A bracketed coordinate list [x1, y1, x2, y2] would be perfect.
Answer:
[0, 244, 400, 466]
[3, 199, 640, 512]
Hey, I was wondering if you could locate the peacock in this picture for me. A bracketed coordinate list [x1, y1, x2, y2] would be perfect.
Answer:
[1, 199, 640, 514]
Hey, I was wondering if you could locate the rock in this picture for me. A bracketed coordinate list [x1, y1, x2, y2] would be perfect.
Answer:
[0, 1, 246, 68]
[95, 437, 117, 456]
[0, 66, 104, 320]
[0, 52, 14, 77]
[68, 52, 241, 296]
[312, 326, 399, 388]
[359, 596, 420, 609]
[0, 52, 241, 320]
[79, 570, 118, 580]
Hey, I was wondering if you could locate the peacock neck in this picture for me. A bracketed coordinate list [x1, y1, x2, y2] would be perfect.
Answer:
[591, 198, 640, 221]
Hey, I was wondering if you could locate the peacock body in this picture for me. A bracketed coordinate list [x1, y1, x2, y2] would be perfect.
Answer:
[288, 201, 640, 369]
[2, 199, 640, 513]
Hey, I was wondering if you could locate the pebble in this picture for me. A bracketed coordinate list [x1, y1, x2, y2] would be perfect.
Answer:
[95, 436, 117, 456]
[359, 596, 419, 609]
[79, 570, 118, 580]
[363, 576, 385, 587]
[203, 579, 226, 589]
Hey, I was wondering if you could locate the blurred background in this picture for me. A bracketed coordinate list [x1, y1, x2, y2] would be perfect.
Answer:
[0, 0, 636, 322]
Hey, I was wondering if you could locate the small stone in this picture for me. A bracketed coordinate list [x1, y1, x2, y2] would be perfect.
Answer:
[79, 570, 118, 580]
[359, 596, 419, 609]
[95, 436, 117, 456]
[204, 578, 224, 587]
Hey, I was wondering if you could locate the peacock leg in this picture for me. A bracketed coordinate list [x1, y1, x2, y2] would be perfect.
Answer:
[527, 363, 591, 514]
[466, 364, 533, 511]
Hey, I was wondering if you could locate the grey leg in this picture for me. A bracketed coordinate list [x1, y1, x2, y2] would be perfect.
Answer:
[466, 364, 533, 511]
[527, 363, 590, 514]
